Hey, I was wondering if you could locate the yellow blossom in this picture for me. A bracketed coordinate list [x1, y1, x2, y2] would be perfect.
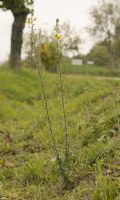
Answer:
[26, 17, 37, 25]
[26, 18, 33, 25]
[53, 34, 62, 40]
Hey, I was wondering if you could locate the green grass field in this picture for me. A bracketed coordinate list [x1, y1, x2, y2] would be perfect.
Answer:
[62, 64, 120, 77]
[0, 66, 120, 199]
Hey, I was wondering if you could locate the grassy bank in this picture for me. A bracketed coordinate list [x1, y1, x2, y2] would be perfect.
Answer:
[0, 67, 120, 199]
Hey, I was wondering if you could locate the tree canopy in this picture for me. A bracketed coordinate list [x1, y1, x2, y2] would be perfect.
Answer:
[89, 0, 120, 68]
[0, 0, 33, 14]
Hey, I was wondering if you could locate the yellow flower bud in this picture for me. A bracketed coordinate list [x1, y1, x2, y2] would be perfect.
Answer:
[53, 34, 62, 40]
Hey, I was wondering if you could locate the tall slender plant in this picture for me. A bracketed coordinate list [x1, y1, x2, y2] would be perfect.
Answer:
[27, 15, 71, 187]
[29, 13, 70, 185]
[54, 19, 69, 163]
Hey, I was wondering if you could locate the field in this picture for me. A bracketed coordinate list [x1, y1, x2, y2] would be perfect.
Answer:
[62, 63, 120, 77]
[0, 66, 120, 200]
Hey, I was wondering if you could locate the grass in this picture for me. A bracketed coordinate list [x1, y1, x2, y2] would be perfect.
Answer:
[0, 66, 120, 199]
[62, 63, 120, 77]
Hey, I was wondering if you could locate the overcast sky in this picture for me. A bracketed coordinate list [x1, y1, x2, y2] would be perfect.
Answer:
[0, 0, 97, 63]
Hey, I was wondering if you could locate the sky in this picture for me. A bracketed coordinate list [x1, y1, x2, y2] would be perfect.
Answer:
[0, 0, 97, 63]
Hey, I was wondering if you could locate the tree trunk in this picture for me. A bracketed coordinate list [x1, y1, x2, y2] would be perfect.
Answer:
[10, 12, 28, 68]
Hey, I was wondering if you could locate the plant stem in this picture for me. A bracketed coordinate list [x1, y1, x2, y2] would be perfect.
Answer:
[56, 39, 69, 163]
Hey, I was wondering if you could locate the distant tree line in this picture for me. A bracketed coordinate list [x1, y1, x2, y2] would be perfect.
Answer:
[87, 0, 120, 69]
[0, 0, 120, 70]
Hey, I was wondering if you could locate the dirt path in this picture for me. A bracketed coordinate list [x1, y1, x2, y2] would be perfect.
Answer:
[96, 76, 120, 80]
